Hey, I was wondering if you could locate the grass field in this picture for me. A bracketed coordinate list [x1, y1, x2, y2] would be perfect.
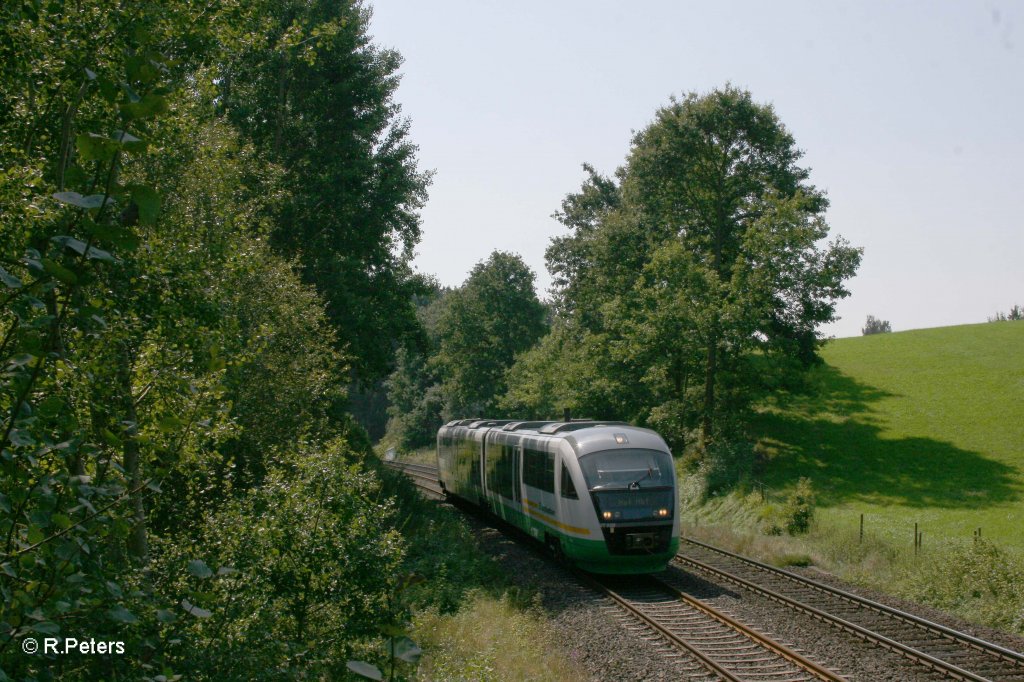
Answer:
[747, 320, 1024, 551]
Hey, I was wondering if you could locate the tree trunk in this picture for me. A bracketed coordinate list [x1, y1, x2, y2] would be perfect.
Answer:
[702, 336, 717, 443]
[117, 345, 148, 564]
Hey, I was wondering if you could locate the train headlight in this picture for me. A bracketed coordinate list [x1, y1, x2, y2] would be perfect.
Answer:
[602, 511, 613, 520]
[656, 508, 670, 518]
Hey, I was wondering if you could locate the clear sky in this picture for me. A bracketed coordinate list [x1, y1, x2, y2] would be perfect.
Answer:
[368, 1, 1023, 338]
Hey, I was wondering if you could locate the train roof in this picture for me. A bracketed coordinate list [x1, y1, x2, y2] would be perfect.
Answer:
[441, 418, 669, 455]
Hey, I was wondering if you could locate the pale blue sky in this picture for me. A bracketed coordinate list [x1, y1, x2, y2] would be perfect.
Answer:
[369, 1, 1023, 338]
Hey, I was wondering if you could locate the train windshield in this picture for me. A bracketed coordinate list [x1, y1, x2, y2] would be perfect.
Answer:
[579, 449, 673, 490]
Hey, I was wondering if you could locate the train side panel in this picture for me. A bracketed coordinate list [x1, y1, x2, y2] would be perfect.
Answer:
[437, 425, 485, 502]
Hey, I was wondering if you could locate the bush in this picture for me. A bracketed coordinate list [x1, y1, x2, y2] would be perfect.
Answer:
[782, 477, 816, 534]
[989, 304, 1023, 322]
[151, 439, 404, 680]
[904, 540, 1024, 633]
[760, 477, 816, 535]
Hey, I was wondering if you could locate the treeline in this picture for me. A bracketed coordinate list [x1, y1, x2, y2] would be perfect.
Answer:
[388, 88, 861, 488]
[384, 253, 548, 448]
[1, 1, 427, 679]
[989, 304, 1023, 322]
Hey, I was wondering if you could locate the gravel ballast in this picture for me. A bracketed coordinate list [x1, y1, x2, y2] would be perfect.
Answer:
[450, 503, 1023, 681]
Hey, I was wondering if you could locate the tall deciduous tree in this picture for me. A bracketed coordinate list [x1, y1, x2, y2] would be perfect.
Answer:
[434, 252, 547, 418]
[539, 86, 861, 447]
[623, 87, 860, 441]
[219, 0, 431, 384]
[0, 2, 414, 677]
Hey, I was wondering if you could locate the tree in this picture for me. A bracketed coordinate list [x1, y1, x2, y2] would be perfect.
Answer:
[219, 0, 431, 385]
[434, 252, 548, 418]
[623, 87, 860, 441]
[0, 2, 416, 677]
[537, 86, 861, 447]
[862, 315, 893, 334]
[988, 304, 1022, 322]
[384, 283, 449, 448]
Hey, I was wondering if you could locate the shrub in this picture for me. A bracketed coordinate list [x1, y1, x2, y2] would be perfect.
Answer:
[782, 477, 816, 535]
[151, 439, 404, 680]
[757, 478, 815, 537]
[904, 539, 1024, 633]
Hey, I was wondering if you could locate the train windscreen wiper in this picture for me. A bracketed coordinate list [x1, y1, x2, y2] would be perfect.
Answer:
[629, 467, 653, 490]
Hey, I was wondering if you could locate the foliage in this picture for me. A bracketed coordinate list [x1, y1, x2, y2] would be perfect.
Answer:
[780, 477, 815, 534]
[988, 304, 1023, 322]
[0, 1, 423, 678]
[515, 86, 861, 455]
[861, 315, 892, 334]
[434, 252, 548, 418]
[152, 439, 404, 680]
[903, 540, 1024, 633]
[499, 321, 620, 420]
[0, 4, 229, 676]
[385, 346, 446, 449]
[219, 0, 432, 385]
[383, 284, 448, 449]
[347, 573, 424, 682]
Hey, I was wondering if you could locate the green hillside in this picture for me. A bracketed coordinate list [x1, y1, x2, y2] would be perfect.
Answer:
[752, 320, 1024, 550]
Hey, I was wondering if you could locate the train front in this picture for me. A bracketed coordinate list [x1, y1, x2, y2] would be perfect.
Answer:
[572, 429, 680, 574]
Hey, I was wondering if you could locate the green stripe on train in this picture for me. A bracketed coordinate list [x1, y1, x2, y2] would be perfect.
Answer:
[486, 495, 677, 574]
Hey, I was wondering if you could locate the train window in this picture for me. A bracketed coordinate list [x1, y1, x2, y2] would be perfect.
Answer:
[523, 447, 554, 493]
[579, 449, 673, 490]
[487, 443, 518, 500]
[560, 462, 578, 499]
[465, 439, 480, 487]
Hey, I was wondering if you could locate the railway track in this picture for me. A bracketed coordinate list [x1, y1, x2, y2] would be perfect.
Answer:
[387, 459, 842, 680]
[677, 539, 1024, 682]
[387, 460, 1024, 681]
[383, 460, 444, 497]
[585, 572, 845, 681]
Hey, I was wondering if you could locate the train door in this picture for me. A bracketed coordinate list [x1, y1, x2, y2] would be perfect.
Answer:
[513, 443, 523, 503]
[522, 442, 557, 537]
[555, 451, 585, 529]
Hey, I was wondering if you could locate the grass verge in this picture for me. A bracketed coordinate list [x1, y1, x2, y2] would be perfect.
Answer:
[681, 496, 1024, 635]
[371, 448, 588, 680]
[414, 591, 586, 681]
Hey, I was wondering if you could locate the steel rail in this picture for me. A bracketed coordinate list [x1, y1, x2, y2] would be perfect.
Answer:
[674, 552, 994, 682]
[387, 461, 1018, 680]
[652, 575, 845, 681]
[684, 537, 1024, 669]
[382, 461, 444, 497]
[577, 572, 745, 682]
[582, 572, 846, 681]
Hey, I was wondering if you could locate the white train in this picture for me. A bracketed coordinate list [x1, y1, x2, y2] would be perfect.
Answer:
[437, 418, 680, 574]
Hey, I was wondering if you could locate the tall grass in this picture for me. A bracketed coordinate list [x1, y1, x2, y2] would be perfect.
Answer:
[374, 452, 586, 680]
[682, 511, 1024, 635]
[414, 591, 587, 681]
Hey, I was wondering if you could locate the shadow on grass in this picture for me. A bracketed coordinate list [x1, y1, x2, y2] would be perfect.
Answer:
[377, 462, 542, 617]
[752, 365, 1020, 509]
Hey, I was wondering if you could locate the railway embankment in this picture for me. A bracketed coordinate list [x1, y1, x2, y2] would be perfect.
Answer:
[388, 459, 1024, 680]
